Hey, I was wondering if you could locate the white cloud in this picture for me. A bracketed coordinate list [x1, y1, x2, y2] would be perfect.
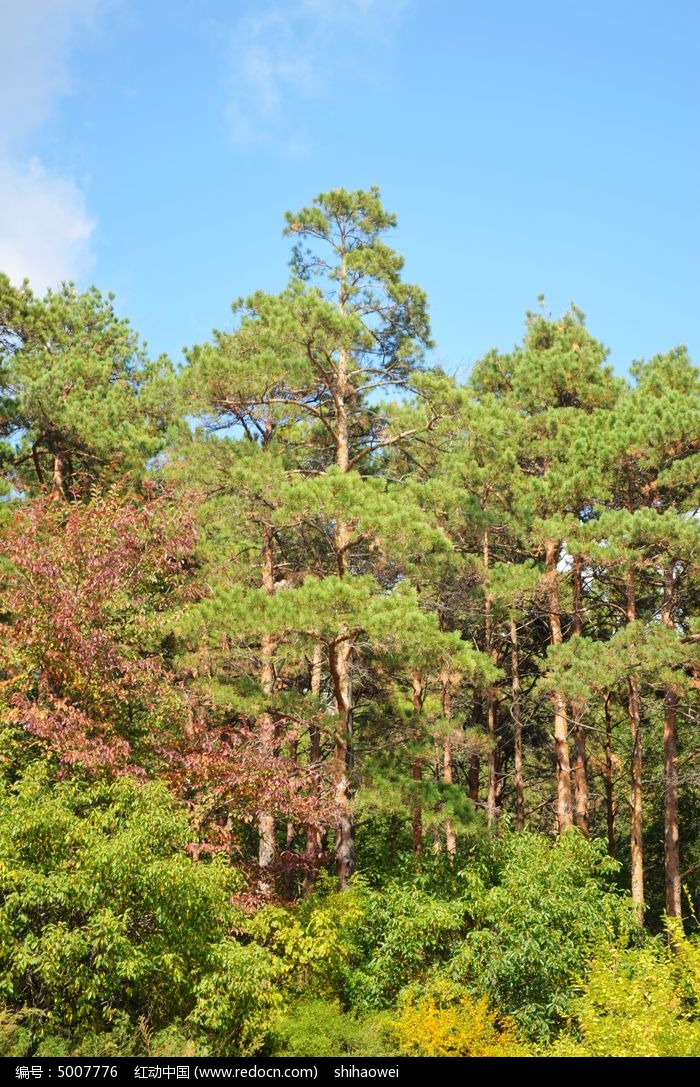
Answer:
[224, 0, 409, 149]
[0, 0, 103, 291]
[0, 158, 95, 291]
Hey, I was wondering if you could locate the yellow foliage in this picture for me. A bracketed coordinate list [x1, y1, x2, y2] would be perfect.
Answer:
[551, 923, 700, 1057]
[393, 984, 528, 1057]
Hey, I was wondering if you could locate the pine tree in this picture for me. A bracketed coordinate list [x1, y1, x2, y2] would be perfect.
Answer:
[181, 188, 480, 887]
[0, 277, 175, 497]
[470, 305, 620, 833]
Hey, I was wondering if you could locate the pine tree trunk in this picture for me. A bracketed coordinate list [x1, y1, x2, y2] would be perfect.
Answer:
[32, 443, 46, 490]
[329, 635, 354, 889]
[604, 692, 616, 858]
[441, 670, 457, 857]
[625, 568, 645, 920]
[469, 696, 482, 806]
[257, 524, 277, 893]
[569, 717, 586, 834]
[663, 688, 681, 919]
[257, 716, 276, 886]
[509, 616, 525, 831]
[483, 531, 500, 827]
[303, 643, 323, 896]
[572, 715, 589, 836]
[545, 538, 573, 831]
[468, 755, 480, 804]
[571, 554, 589, 835]
[330, 242, 357, 885]
[52, 450, 70, 499]
[662, 565, 681, 920]
[486, 696, 499, 828]
[411, 670, 424, 855]
[283, 739, 298, 900]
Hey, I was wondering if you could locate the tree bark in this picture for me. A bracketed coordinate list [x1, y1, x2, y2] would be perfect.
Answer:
[509, 616, 525, 831]
[483, 530, 500, 827]
[545, 538, 573, 831]
[604, 692, 616, 858]
[572, 718, 589, 836]
[52, 450, 70, 500]
[303, 643, 324, 896]
[625, 567, 645, 920]
[257, 524, 277, 893]
[411, 669, 424, 855]
[571, 554, 589, 836]
[283, 738, 298, 900]
[662, 564, 681, 920]
[329, 634, 354, 889]
[486, 696, 499, 827]
[468, 755, 480, 805]
[330, 247, 356, 888]
[468, 693, 482, 806]
[441, 670, 457, 857]
[32, 443, 46, 491]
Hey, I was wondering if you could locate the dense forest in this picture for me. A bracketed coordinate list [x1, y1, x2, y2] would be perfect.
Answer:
[1, 187, 699, 1058]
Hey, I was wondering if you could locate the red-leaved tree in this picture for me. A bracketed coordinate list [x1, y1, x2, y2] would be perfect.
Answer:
[0, 486, 198, 775]
[0, 486, 330, 894]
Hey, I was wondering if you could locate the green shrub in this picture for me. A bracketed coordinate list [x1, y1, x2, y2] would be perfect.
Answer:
[249, 873, 369, 999]
[344, 880, 469, 1010]
[0, 769, 240, 1046]
[439, 830, 639, 1044]
[270, 999, 394, 1057]
[0, 1005, 36, 1057]
[189, 940, 285, 1056]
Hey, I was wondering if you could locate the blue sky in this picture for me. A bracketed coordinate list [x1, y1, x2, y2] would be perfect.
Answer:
[1, 0, 698, 378]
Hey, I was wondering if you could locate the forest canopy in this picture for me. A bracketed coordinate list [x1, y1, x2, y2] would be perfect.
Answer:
[1, 187, 699, 1058]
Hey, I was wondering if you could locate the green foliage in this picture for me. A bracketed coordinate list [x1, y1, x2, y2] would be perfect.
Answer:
[470, 305, 619, 414]
[1, 189, 700, 1057]
[0, 1006, 35, 1057]
[189, 940, 285, 1057]
[270, 1000, 394, 1058]
[443, 831, 639, 1044]
[0, 277, 176, 496]
[0, 769, 239, 1045]
[250, 876, 368, 998]
[344, 880, 469, 1011]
